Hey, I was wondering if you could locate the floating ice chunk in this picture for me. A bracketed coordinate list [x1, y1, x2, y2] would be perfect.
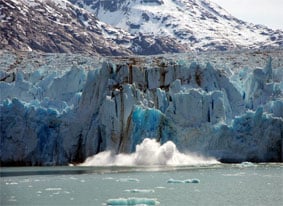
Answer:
[125, 189, 155, 193]
[167, 178, 184, 184]
[117, 178, 140, 182]
[167, 178, 200, 184]
[6, 182, 18, 185]
[45, 188, 62, 191]
[103, 177, 115, 180]
[155, 186, 166, 189]
[106, 197, 160, 205]
[8, 196, 17, 202]
[222, 172, 245, 177]
[184, 179, 200, 183]
[238, 162, 257, 168]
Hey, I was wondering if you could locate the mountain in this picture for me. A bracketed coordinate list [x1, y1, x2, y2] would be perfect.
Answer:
[0, 0, 187, 55]
[70, 0, 283, 51]
[1, 0, 282, 56]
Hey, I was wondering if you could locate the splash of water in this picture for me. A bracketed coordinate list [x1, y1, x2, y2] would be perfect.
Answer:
[80, 138, 218, 166]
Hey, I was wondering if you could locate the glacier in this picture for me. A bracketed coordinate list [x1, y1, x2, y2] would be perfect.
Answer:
[0, 50, 282, 166]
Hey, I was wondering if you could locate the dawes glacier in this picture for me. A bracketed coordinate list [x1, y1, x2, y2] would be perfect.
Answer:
[0, 50, 282, 165]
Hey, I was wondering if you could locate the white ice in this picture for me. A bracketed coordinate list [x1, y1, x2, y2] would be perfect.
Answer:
[106, 197, 160, 205]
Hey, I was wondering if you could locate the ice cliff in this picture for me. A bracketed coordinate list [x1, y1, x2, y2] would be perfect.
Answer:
[0, 51, 282, 165]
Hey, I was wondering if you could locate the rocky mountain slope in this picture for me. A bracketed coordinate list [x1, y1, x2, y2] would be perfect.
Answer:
[1, 0, 282, 56]
[71, 0, 283, 51]
[0, 0, 187, 55]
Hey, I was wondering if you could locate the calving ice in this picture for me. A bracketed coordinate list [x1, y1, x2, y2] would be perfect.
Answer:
[0, 50, 282, 166]
[80, 138, 218, 166]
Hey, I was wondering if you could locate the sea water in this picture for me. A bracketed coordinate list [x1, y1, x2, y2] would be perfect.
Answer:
[1, 164, 282, 206]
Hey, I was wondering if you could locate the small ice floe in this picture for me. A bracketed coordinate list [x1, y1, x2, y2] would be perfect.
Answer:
[8, 196, 17, 202]
[117, 178, 140, 182]
[125, 189, 155, 193]
[20, 179, 30, 183]
[103, 177, 115, 180]
[6, 182, 18, 185]
[238, 162, 257, 168]
[106, 197, 160, 205]
[167, 178, 200, 184]
[155, 186, 166, 189]
[222, 172, 245, 177]
[167, 179, 183, 183]
[45, 188, 62, 191]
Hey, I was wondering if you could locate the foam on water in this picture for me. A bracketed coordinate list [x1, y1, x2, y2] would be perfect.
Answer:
[80, 138, 219, 166]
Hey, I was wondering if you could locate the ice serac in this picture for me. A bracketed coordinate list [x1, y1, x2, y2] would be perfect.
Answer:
[0, 51, 282, 165]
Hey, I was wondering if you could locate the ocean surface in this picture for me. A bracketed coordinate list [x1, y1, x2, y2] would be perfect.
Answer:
[0, 163, 282, 206]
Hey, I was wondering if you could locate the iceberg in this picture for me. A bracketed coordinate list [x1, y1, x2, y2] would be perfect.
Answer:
[0, 51, 282, 165]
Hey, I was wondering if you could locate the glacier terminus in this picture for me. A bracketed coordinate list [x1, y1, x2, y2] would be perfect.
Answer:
[0, 50, 282, 166]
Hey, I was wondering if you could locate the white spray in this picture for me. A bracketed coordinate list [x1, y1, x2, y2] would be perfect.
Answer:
[80, 138, 218, 166]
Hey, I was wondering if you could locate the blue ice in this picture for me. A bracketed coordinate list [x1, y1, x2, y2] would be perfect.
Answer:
[131, 106, 175, 152]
